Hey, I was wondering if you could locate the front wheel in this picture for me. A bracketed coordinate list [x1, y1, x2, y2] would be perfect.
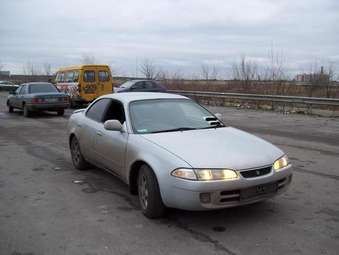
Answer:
[70, 136, 89, 170]
[138, 165, 166, 218]
[23, 105, 30, 117]
[8, 104, 14, 113]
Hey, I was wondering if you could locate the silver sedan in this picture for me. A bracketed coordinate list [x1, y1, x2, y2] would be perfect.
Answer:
[68, 92, 292, 218]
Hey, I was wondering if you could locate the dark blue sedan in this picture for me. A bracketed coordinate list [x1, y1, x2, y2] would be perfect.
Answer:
[7, 82, 70, 117]
[113, 80, 166, 93]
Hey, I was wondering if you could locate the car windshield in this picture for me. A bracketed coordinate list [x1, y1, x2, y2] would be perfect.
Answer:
[119, 81, 135, 88]
[129, 99, 224, 134]
[29, 84, 58, 93]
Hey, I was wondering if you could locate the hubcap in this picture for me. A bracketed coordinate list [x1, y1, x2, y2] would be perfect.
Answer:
[71, 139, 81, 165]
[139, 174, 149, 210]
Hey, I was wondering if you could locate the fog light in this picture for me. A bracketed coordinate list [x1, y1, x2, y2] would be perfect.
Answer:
[200, 192, 211, 203]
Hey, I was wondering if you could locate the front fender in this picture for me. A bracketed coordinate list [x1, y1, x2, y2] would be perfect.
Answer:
[125, 134, 192, 206]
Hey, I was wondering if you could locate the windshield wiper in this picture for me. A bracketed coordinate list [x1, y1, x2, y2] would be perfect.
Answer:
[200, 123, 225, 129]
[150, 127, 198, 133]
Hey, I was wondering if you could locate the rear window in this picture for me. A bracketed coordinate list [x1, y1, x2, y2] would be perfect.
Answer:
[98, 71, 110, 82]
[84, 71, 95, 82]
[29, 84, 58, 93]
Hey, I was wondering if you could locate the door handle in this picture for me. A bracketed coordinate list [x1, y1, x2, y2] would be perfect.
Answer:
[96, 131, 103, 136]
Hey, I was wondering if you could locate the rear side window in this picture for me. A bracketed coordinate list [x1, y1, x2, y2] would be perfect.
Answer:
[98, 71, 110, 82]
[86, 98, 110, 122]
[131, 82, 145, 90]
[16, 86, 23, 94]
[18, 85, 26, 94]
[83, 71, 95, 82]
[144, 81, 158, 89]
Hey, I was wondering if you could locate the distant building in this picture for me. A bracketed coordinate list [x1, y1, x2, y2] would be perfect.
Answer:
[295, 66, 330, 82]
[0, 70, 10, 77]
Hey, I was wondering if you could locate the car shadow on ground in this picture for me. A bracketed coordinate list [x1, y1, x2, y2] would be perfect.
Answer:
[9, 109, 72, 119]
[74, 164, 285, 231]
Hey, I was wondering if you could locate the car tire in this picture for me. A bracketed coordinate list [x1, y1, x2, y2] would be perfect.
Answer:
[70, 136, 89, 170]
[8, 104, 14, 113]
[23, 105, 30, 117]
[57, 109, 64, 116]
[138, 164, 166, 218]
[70, 100, 76, 109]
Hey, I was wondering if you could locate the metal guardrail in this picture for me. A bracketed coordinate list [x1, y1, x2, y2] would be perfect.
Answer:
[168, 90, 339, 107]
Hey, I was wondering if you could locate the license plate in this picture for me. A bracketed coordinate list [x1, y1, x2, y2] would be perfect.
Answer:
[46, 98, 58, 102]
[240, 182, 277, 200]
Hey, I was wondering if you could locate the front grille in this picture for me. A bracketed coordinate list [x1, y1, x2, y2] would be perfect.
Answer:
[219, 189, 240, 203]
[218, 176, 292, 205]
[240, 166, 271, 178]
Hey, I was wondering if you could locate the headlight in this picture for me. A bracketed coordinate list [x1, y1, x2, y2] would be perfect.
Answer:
[171, 168, 239, 181]
[273, 155, 290, 171]
[171, 168, 197, 180]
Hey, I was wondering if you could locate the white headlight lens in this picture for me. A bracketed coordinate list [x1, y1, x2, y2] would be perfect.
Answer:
[172, 168, 239, 181]
[195, 169, 239, 181]
[171, 168, 197, 180]
[273, 155, 290, 171]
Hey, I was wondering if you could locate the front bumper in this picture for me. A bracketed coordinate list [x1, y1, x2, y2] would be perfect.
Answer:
[162, 165, 293, 210]
[26, 103, 69, 111]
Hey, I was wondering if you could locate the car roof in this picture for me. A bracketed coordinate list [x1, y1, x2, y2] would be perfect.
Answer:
[120, 79, 158, 86]
[22, 82, 53, 86]
[99, 92, 188, 104]
[57, 64, 109, 71]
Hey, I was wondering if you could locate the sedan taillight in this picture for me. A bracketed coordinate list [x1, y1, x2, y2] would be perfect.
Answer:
[32, 98, 45, 104]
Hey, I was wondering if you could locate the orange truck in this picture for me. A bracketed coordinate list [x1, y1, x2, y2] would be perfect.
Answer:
[55, 65, 113, 106]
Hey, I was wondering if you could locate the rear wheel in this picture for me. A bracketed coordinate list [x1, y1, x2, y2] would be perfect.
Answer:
[57, 109, 64, 116]
[138, 165, 166, 218]
[70, 136, 89, 170]
[23, 105, 30, 117]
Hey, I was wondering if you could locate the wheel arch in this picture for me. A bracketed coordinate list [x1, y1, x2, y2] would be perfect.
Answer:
[69, 133, 76, 148]
[129, 160, 153, 195]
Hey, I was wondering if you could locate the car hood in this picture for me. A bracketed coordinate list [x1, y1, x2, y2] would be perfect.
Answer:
[141, 127, 284, 170]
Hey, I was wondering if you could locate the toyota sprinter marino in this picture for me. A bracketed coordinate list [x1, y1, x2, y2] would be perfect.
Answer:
[68, 92, 292, 218]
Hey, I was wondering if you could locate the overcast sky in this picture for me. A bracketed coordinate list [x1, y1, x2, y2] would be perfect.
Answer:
[0, 0, 338, 78]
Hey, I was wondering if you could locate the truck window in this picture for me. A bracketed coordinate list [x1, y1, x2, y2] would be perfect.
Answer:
[98, 71, 109, 82]
[84, 71, 95, 82]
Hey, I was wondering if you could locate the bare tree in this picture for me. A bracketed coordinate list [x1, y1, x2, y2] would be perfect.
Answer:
[200, 64, 210, 80]
[328, 62, 336, 82]
[81, 55, 96, 64]
[43, 63, 52, 75]
[172, 70, 184, 80]
[210, 65, 218, 80]
[139, 59, 157, 79]
[263, 46, 286, 80]
[155, 68, 168, 80]
[232, 56, 258, 80]
[23, 62, 38, 75]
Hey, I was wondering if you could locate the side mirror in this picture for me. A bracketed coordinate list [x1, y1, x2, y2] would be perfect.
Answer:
[104, 119, 123, 132]
[214, 113, 222, 120]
